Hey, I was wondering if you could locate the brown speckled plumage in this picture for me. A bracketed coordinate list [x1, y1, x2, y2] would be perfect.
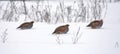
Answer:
[52, 24, 69, 34]
[17, 21, 34, 29]
[87, 20, 103, 29]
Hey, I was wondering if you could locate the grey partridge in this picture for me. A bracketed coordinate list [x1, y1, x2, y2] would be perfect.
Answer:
[87, 19, 103, 29]
[17, 21, 34, 29]
[52, 24, 69, 34]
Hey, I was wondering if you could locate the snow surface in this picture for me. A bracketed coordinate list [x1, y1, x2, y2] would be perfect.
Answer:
[0, 2, 120, 54]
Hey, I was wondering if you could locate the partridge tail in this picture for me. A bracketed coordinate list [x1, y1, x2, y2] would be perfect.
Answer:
[87, 24, 91, 27]
[17, 26, 20, 29]
[52, 32, 55, 34]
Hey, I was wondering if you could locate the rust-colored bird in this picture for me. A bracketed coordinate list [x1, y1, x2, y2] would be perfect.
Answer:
[87, 19, 103, 29]
[52, 24, 69, 34]
[17, 21, 34, 29]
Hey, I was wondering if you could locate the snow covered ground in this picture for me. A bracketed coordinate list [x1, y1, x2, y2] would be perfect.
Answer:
[0, 2, 120, 54]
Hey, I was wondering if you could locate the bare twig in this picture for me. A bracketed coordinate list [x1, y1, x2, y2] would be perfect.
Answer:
[72, 26, 83, 44]
[59, 1, 65, 23]
[55, 35, 63, 44]
[115, 41, 119, 48]
[23, 0, 27, 15]
[1, 29, 8, 43]
[103, 0, 108, 19]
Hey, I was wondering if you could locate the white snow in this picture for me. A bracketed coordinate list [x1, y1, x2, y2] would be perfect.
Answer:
[0, 1, 120, 54]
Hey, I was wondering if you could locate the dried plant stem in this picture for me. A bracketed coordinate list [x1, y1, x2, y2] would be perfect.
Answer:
[73, 26, 83, 44]
[55, 35, 62, 44]
[1, 29, 8, 43]
[115, 41, 119, 48]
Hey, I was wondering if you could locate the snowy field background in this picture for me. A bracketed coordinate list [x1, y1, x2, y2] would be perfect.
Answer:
[0, 0, 120, 54]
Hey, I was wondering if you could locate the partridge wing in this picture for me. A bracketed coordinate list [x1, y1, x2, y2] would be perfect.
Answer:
[52, 26, 65, 34]
[17, 22, 29, 28]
